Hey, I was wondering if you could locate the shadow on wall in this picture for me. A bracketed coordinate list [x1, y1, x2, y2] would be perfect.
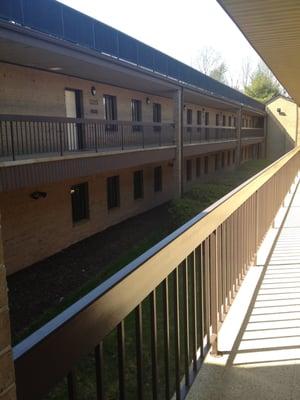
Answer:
[266, 96, 299, 161]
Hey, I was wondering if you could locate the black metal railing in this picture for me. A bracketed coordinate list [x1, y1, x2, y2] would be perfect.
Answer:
[0, 115, 175, 161]
[241, 127, 264, 139]
[13, 147, 300, 400]
[0, 0, 265, 112]
[183, 126, 237, 144]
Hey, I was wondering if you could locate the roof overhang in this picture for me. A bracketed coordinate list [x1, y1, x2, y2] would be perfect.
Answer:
[217, 0, 300, 106]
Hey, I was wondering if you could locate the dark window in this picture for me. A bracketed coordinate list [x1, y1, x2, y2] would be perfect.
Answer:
[221, 152, 225, 168]
[234, 117, 237, 127]
[228, 116, 232, 126]
[204, 156, 209, 174]
[104, 94, 118, 131]
[197, 110, 202, 125]
[222, 115, 226, 126]
[71, 182, 89, 223]
[187, 109, 193, 124]
[131, 99, 142, 132]
[216, 114, 219, 126]
[205, 111, 209, 126]
[153, 103, 162, 132]
[196, 157, 201, 177]
[186, 159, 192, 181]
[133, 170, 144, 199]
[107, 176, 120, 209]
[154, 166, 162, 192]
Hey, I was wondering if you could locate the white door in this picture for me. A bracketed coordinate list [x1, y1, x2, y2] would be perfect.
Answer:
[65, 90, 78, 151]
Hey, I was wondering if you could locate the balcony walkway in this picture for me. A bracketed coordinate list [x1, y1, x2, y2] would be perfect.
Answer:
[187, 176, 300, 400]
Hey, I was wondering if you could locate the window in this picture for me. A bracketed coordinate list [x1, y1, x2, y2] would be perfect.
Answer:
[221, 152, 225, 168]
[107, 176, 120, 209]
[234, 117, 237, 127]
[131, 99, 142, 132]
[154, 166, 162, 192]
[216, 114, 220, 126]
[228, 116, 232, 126]
[197, 110, 202, 125]
[133, 170, 144, 200]
[104, 95, 117, 131]
[71, 183, 89, 223]
[186, 160, 192, 181]
[204, 156, 209, 174]
[222, 115, 226, 126]
[187, 108, 192, 133]
[205, 111, 209, 126]
[196, 158, 201, 177]
[153, 103, 162, 132]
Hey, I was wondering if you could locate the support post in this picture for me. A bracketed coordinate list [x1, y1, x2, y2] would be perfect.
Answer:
[0, 214, 17, 399]
[262, 114, 267, 159]
[173, 88, 183, 197]
[236, 107, 242, 166]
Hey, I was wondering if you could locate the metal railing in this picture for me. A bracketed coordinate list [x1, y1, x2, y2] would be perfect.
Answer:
[13, 147, 300, 400]
[0, 0, 265, 112]
[241, 127, 264, 139]
[0, 115, 175, 161]
[183, 126, 237, 144]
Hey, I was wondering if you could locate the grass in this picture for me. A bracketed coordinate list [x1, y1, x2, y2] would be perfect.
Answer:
[20, 159, 271, 399]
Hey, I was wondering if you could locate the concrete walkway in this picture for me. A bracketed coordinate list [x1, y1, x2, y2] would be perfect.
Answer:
[187, 177, 300, 400]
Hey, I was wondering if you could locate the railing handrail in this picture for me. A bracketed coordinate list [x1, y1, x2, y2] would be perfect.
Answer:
[13, 146, 300, 399]
[183, 125, 237, 130]
[0, 114, 173, 126]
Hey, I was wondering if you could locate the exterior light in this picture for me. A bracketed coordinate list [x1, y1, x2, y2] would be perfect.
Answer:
[91, 86, 97, 96]
[146, 97, 151, 105]
[277, 108, 281, 113]
[49, 67, 62, 71]
[183, 104, 186, 110]
[30, 191, 47, 200]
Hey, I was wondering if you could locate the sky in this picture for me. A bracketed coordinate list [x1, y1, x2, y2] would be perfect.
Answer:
[58, 0, 262, 88]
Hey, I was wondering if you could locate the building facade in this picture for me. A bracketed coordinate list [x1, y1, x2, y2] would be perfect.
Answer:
[0, 1, 265, 274]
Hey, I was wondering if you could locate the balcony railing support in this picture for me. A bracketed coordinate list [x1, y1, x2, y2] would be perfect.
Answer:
[173, 88, 183, 198]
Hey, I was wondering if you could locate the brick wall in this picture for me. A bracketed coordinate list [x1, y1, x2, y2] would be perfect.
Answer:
[0, 215, 16, 399]
[0, 161, 175, 274]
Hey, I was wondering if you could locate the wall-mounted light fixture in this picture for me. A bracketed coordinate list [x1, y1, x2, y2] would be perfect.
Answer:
[30, 191, 47, 200]
[146, 97, 151, 105]
[91, 86, 97, 96]
[277, 108, 282, 113]
[183, 104, 186, 110]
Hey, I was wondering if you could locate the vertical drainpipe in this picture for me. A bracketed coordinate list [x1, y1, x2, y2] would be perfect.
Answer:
[263, 112, 267, 159]
[236, 106, 242, 166]
[173, 87, 183, 197]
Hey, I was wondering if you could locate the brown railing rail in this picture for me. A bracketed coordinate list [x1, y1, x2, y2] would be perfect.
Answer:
[241, 127, 264, 139]
[13, 147, 300, 400]
[183, 125, 237, 144]
[0, 115, 175, 161]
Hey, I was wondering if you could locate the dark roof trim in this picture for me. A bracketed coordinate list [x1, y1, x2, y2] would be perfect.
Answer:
[0, 0, 265, 112]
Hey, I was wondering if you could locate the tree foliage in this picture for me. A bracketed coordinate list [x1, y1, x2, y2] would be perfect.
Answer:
[244, 63, 281, 103]
[210, 62, 227, 84]
[195, 46, 228, 84]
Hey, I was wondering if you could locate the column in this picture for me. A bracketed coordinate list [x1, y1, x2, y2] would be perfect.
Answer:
[173, 88, 183, 197]
[236, 107, 242, 166]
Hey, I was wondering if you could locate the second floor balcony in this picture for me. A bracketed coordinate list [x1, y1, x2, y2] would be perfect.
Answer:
[0, 115, 265, 163]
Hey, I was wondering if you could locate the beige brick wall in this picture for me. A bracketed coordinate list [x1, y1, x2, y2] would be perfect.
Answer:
[0, 217, 16, 399]
[0, 62, 173, 122]
[0, 161, 175, 274]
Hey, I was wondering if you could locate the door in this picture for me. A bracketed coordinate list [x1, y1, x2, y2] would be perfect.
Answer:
[65, 89, 84, 151]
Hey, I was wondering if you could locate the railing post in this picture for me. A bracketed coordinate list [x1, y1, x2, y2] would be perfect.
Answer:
[95, 125, 98, 153]
[210, 230, 221, 357]
[10, 121, 15, 161]
[173, 88, 183, 197]
[59, 123, 63, 156]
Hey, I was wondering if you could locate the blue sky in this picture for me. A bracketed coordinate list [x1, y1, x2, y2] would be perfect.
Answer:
[58, 0, 261, 87]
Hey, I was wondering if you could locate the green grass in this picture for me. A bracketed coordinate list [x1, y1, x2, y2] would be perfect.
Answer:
[22, 159, 271, 399]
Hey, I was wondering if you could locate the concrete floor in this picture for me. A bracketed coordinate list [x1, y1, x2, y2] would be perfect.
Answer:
[187, 177, 300, 400]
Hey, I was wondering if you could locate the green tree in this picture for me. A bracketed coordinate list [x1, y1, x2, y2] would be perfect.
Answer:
[210, 62, 228, 84]
[244, 63, 281, 103]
